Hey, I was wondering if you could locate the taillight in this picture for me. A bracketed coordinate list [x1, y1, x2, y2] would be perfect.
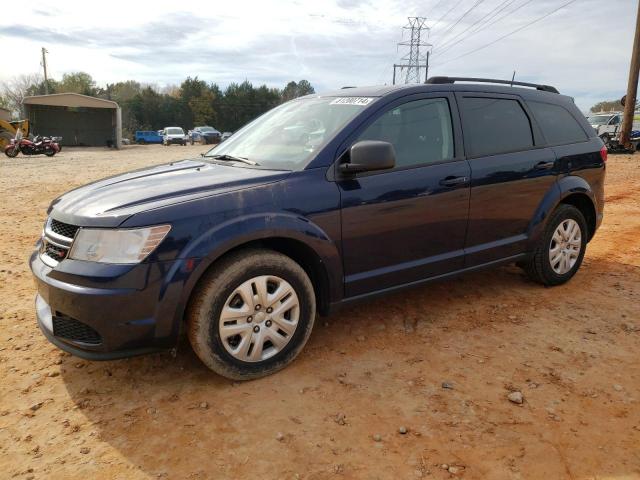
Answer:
[600, 145, 608, 163]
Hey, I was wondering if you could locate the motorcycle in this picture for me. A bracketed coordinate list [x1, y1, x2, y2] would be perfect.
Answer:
[4, 129, 61, 158]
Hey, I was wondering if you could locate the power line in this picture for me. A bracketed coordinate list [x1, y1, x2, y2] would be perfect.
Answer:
[430, 0, 465, 32]
[434, 0, 531, 58]
[427, 0, 448, 17]
[431, 0, 579, 68]
[435, 0, 514, 52]
[431, 0, 488, 45]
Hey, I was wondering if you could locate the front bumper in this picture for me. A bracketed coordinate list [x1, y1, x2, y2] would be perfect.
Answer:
[30, 250, 186, 359]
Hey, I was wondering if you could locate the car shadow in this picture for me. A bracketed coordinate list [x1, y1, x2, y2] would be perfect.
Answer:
[56, 260, 635, 478]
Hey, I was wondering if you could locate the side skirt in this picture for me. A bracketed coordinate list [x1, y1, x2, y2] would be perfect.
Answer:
[328, 253, 529, 315]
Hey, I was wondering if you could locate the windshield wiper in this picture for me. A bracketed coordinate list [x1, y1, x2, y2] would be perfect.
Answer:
[206, 154, 259, 166]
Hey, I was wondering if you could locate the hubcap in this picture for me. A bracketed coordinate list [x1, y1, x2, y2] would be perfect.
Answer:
[218, 275, 300, 363]
[549, 219, 581, 275]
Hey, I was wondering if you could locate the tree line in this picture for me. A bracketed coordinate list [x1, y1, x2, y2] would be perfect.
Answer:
[0, 72, 315, 137]
[590, 99, 640, 113]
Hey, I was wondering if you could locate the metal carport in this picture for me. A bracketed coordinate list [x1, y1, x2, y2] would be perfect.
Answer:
[23, 93, 122, 148]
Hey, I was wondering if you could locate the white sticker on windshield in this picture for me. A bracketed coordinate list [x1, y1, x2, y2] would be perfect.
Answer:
[330, 97, 375, 106]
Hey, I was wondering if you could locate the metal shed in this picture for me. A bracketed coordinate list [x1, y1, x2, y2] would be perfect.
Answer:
[23, 93, 122, 148]
[0, 107, 11, 122]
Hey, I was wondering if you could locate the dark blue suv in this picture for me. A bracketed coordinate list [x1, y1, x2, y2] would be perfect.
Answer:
[30, 77, 606, 379]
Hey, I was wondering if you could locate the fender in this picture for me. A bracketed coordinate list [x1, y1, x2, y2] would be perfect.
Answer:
[526, 175, 596, 250]
[161, 212, 343, 333]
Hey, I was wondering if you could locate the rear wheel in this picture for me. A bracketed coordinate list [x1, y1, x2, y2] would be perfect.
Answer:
[187, 249, 316, 380]
[524, 204, 587, 286]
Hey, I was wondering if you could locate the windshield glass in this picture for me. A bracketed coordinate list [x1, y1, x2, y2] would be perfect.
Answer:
[167, 128, 184, 134]
[204, 96, 374, 170]
[199, 126, 215, 132]
[587, 115, 613, 125]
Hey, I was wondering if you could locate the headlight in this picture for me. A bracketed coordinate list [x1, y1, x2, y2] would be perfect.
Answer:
[68, 225, 171, 264]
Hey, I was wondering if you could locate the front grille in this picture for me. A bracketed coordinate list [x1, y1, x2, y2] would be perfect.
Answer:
[52, 314, 102, 345]
[41, 218, 79, 265]
[43, 242, 68, 262]
[50, 219, 79, 239]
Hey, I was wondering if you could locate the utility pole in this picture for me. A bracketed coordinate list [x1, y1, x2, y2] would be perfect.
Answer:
[620, 1, 640, 150]
[393, 17, 431, 85]
[41, 47, 49, 95]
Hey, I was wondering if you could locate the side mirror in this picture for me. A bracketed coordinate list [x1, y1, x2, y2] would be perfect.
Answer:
[339, 140, 396, 174]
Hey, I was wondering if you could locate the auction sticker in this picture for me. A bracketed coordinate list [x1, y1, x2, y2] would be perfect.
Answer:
[330, 97, 375, 106]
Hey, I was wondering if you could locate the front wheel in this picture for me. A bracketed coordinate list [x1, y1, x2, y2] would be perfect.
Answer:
[4, 147, 19, 158]
[187, 249, 316, 380]
[524, 204, 587, 286]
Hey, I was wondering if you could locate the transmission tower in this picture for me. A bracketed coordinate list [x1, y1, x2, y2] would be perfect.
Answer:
[393, 17, 431, 84]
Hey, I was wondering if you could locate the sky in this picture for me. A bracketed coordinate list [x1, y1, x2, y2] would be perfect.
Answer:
[0, 0, 636, 111]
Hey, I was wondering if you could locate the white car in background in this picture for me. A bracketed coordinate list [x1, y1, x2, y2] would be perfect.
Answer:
[161, 127, 187, 146]
[587, 113, 622, 145]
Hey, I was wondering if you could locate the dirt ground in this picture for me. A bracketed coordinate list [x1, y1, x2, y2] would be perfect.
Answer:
[0, 145, 639, 480]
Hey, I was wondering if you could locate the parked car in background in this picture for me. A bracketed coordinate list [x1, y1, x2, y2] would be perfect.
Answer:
[161, 127, 187, 146]
[587, 112, 640, 150]
[220, 131, 233, 142]
[135, 131, 163, 144]
[587, 112, 622, 144]
[189, 126, 221, 145]
[30, 77, 605, 380]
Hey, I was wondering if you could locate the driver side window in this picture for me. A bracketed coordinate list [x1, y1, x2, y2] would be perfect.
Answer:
[356, 98, 454, 168]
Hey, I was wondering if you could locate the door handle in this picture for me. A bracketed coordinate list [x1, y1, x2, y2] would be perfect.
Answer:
[535, 160, 555, 170]
[439, 176, 469, 187]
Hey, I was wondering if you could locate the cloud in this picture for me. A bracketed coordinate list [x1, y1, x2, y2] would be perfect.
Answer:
[0, 13, 216, 49]
[0, 0, 635, 110]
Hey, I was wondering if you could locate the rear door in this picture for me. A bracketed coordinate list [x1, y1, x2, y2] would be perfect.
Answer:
[338, 93, 471, 297]
[456, 93, 559, 265]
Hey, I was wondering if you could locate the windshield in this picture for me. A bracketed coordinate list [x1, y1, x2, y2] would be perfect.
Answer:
[199, 126, 215, 132]
[587, 115, 613, 125]
[167, 128, 184, 134]
[204, 96, 374, 170]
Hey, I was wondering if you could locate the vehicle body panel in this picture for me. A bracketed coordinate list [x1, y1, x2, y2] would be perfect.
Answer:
[135, 131, 163, 144]
[30, 81, 606, 360]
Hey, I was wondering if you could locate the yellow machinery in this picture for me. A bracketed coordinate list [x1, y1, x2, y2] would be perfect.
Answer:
[0, 120, 30, 149]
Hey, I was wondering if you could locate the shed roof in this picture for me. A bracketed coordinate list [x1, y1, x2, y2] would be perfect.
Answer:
[23, 93, 118, 109]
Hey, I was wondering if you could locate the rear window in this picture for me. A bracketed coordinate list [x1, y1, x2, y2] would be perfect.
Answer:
[528, 101, 588, 145]
[460, 97, 533, 157]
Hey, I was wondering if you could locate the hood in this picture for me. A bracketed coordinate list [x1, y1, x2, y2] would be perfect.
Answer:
[48, 159, 290, 227]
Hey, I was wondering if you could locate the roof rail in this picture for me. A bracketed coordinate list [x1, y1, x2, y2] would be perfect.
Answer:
[426, 76, 560, 94]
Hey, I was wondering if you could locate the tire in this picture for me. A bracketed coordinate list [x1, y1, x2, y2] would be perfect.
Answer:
[4, 147, 19, 158]
[187, 248, 316, 380]
[600, 133, 611, 149]
[524, 204, 588, 286]
[45, 149, 56, 157]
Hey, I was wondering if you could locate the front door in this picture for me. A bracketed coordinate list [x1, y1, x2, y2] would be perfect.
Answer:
[337, 94, 471, 298]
